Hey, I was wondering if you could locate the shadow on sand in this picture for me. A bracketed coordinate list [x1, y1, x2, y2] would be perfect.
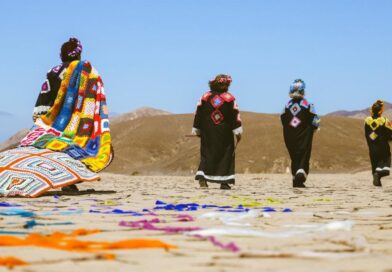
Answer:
[41, 189, 117, 197]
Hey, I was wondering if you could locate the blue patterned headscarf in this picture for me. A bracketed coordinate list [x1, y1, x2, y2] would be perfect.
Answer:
[289, 79, 305, 98]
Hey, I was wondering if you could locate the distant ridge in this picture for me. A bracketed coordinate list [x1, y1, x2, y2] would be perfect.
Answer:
[111, 107, 171, 123]
[0, 111, 12, 116]
[327, 102, 392, 119]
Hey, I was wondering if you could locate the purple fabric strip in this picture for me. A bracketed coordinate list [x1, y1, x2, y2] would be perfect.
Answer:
[119, 217, 240, 252]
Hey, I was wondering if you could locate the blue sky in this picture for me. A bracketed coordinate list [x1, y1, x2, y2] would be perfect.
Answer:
[0, 0, 391, 141]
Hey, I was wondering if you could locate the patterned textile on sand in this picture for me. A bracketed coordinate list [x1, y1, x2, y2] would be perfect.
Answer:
[0, 60, 111, 197]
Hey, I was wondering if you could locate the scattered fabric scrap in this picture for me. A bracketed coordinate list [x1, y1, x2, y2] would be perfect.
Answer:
[0, 257, 28, 267]
[0, 208, 35, 217]
[0, 229, 175, 253]
[23, 219, 74, 229]
[119, 217, 240, 252]
[0, 202, 21, 207]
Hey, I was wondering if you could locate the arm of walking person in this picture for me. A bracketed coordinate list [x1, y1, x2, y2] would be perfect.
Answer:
[231, 100, 243, 143]
[309, 103, 321, 131]
[384, 118, 392, 141]
[192, 94, 205, 137]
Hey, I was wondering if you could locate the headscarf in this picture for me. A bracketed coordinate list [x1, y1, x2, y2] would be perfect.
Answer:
[289, 79, 306, 99]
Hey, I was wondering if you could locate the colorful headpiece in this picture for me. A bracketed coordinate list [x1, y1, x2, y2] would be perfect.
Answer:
[210, 74, 232, 84]
[289, 79, 305, 98]
[67, 37, 83, 58]
[60, 37, 83, 61]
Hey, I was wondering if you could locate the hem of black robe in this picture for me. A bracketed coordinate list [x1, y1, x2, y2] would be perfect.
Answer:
[195, 173, 235, 184]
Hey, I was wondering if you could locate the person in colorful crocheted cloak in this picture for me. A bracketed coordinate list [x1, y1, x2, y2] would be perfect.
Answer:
[364, 100, 392, 187]
[0, 38, 113, 197]
[192, 74, 243, 190]
[280, 79, 320, 188]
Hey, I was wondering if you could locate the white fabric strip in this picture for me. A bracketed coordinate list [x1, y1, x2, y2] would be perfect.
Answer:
[192, 127, 200, 136]
[376, 167, 390, 172]
[196, 171, 235, 181]
[232, 126, 243, 135]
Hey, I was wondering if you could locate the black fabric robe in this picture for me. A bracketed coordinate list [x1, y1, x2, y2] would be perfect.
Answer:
[280, 98, 320, 177]
[33, 62, 69, 118]
[193, 91, 242, 184]
[365, 116, 392, 176]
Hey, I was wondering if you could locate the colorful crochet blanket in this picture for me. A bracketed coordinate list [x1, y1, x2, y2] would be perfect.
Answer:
[0, 147, 99, 197]
[21, 60, 112, 172]
[0, 60, 112, 197]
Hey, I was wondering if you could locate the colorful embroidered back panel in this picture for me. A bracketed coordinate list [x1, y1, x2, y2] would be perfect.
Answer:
[0, 147, 99, 197]
[20, 60, 112, 172]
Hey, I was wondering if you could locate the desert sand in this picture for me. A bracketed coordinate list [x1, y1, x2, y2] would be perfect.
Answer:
[1, 172, 392, 272]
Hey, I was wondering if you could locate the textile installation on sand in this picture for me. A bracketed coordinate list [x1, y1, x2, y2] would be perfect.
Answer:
[0, 197, 363, 268]
[0, 61, 112, 197]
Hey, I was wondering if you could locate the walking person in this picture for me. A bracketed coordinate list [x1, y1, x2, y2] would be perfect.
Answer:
[281, 79, 320, 187]
[364, 100, 392, 186]
[192, 74, 243, 190]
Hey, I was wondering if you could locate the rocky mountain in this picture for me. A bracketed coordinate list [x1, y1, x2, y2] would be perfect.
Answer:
[110, 107, 171, 124]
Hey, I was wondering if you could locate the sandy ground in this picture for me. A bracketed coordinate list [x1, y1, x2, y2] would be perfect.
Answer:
[1, 172, 392, 272]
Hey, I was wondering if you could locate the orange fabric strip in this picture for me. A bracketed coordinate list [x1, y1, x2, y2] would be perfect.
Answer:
[0, 257, 28, 267]
[0, 229, 176, 253]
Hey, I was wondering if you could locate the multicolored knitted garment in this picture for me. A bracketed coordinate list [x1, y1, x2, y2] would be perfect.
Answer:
[0, 60, 112, 197]
[21, 60, 112, 172]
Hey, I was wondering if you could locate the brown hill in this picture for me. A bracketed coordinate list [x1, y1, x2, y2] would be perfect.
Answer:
[0, 111, 372, 174]
[111, 107, 171, 124]
[107, 112, 371, 175]
[327, 102, 392, 119]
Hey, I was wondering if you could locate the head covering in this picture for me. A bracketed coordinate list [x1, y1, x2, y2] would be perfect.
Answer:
[60, 37, 83, 62]
[210, 74, 232, 84]
[370, 99, 384, 117]
[289, 79, 306, 98]
[209, 74, 232, 93]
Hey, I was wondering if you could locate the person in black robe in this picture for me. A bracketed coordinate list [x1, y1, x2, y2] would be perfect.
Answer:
[364, 100, 392, 187]
[280, 79, 320, 187]
[192, 74, 243, 190]
[33, 37, 82, 121]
